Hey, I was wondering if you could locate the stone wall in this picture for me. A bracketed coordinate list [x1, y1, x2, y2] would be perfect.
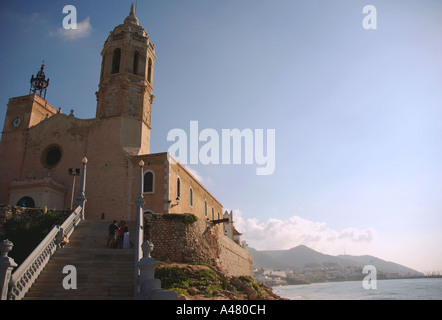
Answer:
[143, 213, 253, 277]
[218, 232, 254, 277]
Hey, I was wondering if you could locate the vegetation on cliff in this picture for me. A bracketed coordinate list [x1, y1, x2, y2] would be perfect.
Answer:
[161, 213, 198, 224]
[155, 261, 284, 300]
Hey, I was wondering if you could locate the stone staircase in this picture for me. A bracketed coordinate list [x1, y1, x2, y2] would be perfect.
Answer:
[23, 220, 136, 300]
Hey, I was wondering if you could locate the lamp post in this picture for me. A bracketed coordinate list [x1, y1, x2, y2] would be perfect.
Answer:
[68, 167, 81, 210]
[134, 160, 145, 295]
[135, 160, 145, 257]
[75, 157, 88, 220]
[170, 196, 180, 208]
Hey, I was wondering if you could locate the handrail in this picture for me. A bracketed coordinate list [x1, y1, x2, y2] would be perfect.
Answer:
[7, 206, 83, 300]
[61, 205, 83, 238]
[8, 226, 59, 300]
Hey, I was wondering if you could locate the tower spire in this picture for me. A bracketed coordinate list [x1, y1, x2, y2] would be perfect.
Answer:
[124, 2, 140, 25]
[95, 3, 156, 153]
[131, 2, 135, 14]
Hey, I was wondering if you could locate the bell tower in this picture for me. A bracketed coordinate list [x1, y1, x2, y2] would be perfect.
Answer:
[96, 4, 156, 130]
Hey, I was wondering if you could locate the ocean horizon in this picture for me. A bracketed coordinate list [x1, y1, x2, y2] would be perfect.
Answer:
[273, 278, 442, 300]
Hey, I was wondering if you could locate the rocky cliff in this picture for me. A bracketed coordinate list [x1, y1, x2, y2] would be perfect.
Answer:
[155, 262, 284, 300]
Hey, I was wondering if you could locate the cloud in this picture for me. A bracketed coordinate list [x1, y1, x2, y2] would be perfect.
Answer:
[2, 11, 91, 41]
[337, 227, 375, 242]
[229, 209, 376, 255]
[55, 17, 92, 41]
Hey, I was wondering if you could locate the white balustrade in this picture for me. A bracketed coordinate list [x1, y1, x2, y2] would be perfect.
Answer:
[2, 206, 83, 300]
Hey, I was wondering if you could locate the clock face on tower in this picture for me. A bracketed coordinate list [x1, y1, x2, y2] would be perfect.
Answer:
[12, 117, 22, 128]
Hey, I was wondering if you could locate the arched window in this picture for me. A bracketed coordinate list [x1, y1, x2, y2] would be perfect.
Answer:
[176, 177, 181, 200]
[133, 51, 139, 75]
[204, 200, 207, 218]
[111, 48, 121, 74]
[17, 196, 35, 208]
[143, 171, 154, 193]
[212, 207, 215, 220]
[147, 58, 152, 83]
[218, 211, 220, 220]
[189, 187, 193, 207]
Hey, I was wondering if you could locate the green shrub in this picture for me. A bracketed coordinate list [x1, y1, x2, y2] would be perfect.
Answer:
[3, 210, 69, 265]
[155, 264, 229, 297]
[155, 267, 191, 289]
[170, 287, 188, 296]
[162, 213, 198, 224]
[238, 276, 267, 299]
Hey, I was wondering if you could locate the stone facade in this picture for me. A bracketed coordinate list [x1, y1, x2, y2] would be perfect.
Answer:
[132, 153, 223, 220]
[0, 102, 149, 220]
[144, 213, 253, 277]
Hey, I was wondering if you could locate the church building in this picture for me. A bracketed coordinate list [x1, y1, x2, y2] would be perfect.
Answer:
[0, 5, 224, 224]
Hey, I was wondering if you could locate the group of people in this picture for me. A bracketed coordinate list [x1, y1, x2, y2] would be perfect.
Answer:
[106, 220, 131, 249]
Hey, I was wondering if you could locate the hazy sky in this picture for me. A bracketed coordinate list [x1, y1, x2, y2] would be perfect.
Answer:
[0, 0, 441, 273]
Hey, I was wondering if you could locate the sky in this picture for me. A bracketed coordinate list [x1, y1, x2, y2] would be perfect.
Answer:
[0, 0, 441, 273]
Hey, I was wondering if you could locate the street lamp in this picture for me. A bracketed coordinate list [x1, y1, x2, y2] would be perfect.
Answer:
[68, 167, 81, 210]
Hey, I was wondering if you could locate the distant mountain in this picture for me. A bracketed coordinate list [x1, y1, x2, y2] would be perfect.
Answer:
[249, 245, 423, 276]
[336, 254, 423, 276]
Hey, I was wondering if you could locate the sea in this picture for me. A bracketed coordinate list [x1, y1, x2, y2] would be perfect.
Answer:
[272, 278, 442, 300]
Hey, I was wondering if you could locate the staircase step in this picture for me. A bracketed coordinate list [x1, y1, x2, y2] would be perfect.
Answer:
[22, 219, 137, 300]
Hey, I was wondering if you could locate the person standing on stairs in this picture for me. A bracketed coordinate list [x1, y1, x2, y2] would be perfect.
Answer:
[106, 220, 119, 248]
[122, 222, 130, 249]
[116, 220, 126, 248]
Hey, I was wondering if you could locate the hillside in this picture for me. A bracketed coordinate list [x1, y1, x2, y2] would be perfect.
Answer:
[250, 245, 423, 276]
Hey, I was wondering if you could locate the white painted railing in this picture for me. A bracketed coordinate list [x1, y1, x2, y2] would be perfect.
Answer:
[7, 206, 83, 300]
[60, 205, 83, 239]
